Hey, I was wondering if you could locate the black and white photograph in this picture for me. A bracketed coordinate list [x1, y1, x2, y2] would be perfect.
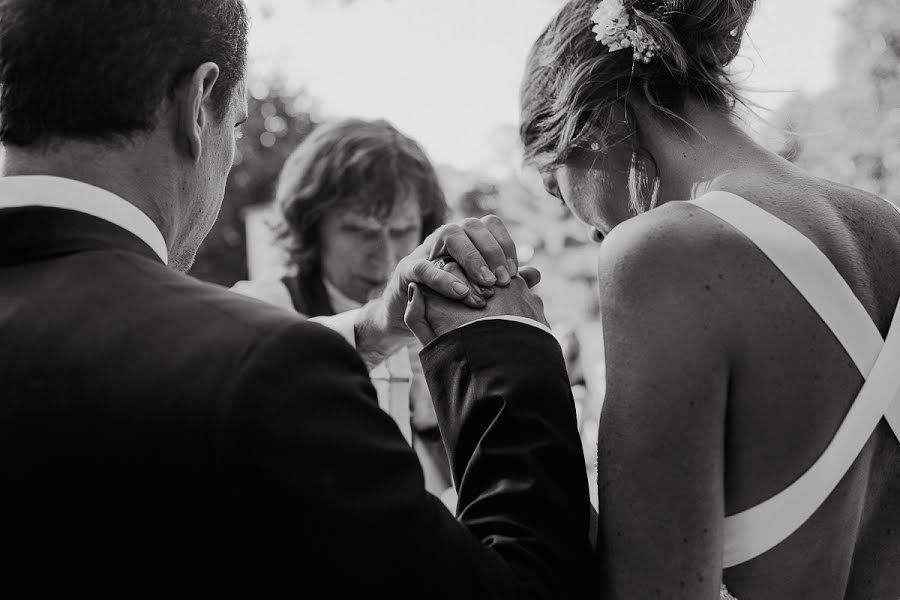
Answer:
[1, 0, 898, 597]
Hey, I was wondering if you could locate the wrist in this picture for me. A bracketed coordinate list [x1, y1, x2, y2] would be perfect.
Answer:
[354, 299, 413, 369]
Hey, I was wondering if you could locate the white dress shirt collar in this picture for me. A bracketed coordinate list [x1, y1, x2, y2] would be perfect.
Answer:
[0, 175, 168, 264]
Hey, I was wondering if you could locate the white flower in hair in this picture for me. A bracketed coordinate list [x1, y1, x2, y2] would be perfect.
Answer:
[590, 0, 661, 63]
[590, 0, 630, 49]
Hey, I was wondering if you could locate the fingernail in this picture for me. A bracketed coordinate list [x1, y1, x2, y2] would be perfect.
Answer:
[507, 258, 518, 275]
[480, 266, 496, 285]
[408, 286, 414, 302]
[451, 281, 469, 296]
[495, 266, 510, 285]
[471, 294, 485, 305]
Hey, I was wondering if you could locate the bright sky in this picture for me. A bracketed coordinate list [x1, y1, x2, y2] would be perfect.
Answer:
[245, 0, 849, 171]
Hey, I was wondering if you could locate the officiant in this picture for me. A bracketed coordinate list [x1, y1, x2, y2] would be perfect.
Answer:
[233, 117, 456, 503]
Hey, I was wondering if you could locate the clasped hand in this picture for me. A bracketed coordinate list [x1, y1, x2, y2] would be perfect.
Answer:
[385, 215, 549, 346]
[405, 264, 548, 345]
[355, 215, 548, 364]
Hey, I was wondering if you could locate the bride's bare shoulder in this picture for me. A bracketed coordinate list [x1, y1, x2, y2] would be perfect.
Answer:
[595, 201, 754, 350]
[597, 200, 747, 292]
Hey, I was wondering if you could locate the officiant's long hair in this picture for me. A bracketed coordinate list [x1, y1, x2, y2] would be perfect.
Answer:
[274, 118, 448, 274]
[520, 0, 755, 214]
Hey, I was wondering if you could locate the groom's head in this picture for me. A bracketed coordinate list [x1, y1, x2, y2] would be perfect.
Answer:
[0, 0, 250, 271]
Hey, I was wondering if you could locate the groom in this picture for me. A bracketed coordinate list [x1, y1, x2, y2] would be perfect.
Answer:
[0, 0, 591, 595]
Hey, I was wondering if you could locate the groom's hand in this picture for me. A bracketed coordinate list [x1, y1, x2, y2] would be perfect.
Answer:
[404, 265, 548, 346]
[354, 215, 519, 367]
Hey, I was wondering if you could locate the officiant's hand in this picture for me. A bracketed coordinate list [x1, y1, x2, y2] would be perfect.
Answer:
[355, 215, 519, 367]
[404, 264, 548, 345]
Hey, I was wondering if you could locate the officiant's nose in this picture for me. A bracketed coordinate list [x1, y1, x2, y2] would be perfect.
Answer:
[367, 231, 404, 276]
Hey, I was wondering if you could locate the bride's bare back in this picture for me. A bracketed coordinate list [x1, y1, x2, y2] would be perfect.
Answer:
[519, 1, 899, 596]
[595, 164, 900, 599]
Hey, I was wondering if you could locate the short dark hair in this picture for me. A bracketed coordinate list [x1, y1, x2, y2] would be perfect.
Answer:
[275, 118, 448, 274]
[0, 0, 249, 147]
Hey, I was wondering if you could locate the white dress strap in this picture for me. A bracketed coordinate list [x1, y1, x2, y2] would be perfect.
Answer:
[690, 192, 900, 567]
[694, 193, 900, 443]
[722, 307, 900, 567]
[691, 193, 882, 375]
[875, 198, 900, 441]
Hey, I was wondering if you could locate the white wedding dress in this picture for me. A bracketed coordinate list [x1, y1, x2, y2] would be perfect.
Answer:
[687, 193, 900, 599]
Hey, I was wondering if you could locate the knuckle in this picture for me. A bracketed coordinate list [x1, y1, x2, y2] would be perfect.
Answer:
[462, 247, 486, 265]
[481, 214, 504, 228]
[426, 270, 446, 287]
[445, 262, 466, 276]
[441, 223, 463, 238]
[410, 259, 430, 278]
[482, 245, 505, 260]
[451, 274, 473, 289]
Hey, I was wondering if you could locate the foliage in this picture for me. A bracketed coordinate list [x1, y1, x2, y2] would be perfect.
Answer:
[189, 82, 318, 286]
[776, 0, 900, 201]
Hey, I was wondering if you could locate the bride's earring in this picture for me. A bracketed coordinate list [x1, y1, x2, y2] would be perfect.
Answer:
[629, 148, 659, 214]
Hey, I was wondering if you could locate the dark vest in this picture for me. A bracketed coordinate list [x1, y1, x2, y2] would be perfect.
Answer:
[281, 268, 335, 318]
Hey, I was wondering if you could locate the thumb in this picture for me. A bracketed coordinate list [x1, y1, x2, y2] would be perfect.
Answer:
[404, 283, 435, 345]
[519, 266, 542, 289]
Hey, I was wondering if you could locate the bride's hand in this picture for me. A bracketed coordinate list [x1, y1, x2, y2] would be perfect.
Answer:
[404, 264, 546, 345]
[401, 214, 520, 301]
[354, 215, 520, 365]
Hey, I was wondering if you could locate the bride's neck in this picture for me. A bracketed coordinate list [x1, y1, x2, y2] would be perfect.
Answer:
[636, 99, 781, 204]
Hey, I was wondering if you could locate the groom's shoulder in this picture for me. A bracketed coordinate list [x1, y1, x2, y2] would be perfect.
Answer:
[91, 252, 349, 362]
[160, 266, 331, 338]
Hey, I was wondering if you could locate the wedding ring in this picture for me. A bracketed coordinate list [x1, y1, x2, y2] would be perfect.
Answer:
[431, 256, 456, 271]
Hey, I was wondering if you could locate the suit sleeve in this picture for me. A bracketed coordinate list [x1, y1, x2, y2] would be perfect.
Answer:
[421, 319, 593, 596]
[219, 319, 591, 598]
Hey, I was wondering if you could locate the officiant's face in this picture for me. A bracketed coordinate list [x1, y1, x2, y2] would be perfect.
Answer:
[319, 194, 423, 304]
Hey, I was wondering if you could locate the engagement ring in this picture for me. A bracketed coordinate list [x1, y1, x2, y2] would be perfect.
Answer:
[431, 256, 456, 271]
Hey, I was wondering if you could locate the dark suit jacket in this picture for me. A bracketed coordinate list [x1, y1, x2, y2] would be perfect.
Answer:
[0, 206, 591, 596]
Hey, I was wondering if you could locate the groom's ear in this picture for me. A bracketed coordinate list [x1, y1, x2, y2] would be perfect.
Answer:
[176, 62, 221, 162]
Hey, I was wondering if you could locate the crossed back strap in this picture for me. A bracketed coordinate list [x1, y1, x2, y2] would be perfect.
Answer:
[690, 192, 900, 568]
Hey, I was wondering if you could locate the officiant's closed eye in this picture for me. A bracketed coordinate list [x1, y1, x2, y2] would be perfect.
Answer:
[320, 202, 423, 303]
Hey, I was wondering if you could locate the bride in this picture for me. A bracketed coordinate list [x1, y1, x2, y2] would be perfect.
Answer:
[518, 0, 900, 597]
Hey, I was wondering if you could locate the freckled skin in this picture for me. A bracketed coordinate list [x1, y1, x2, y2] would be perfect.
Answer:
[555, 159, 900, 598]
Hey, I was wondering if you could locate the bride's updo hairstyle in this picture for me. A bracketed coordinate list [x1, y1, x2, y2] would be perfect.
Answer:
[520, 0, 755, 211]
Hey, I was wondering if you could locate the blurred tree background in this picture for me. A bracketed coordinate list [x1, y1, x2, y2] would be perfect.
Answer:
[188, 81, 318, 285]
[776, 0, 900, 202]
